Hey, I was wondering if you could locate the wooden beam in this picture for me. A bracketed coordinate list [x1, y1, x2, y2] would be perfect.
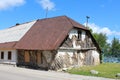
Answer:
[0, 48, 16, 50]
[59, 47, 96, 51]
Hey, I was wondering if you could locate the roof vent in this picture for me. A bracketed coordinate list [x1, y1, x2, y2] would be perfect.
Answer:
[37, 19, 39, 21]
[16, 23, 20, 26]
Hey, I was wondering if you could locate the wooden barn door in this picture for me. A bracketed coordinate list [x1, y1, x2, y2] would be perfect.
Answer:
[24, 51, 30, 62]
[37, 51, 42, 65]
[24, 50, 42, 65]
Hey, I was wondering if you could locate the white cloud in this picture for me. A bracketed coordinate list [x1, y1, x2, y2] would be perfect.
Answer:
[106, 39, 111, 44]
[84, 23, 120, 36]
[84, 23, 120, 43]
[0, 0, 25, 10]
[38, 0, 55, 11]
[113, 31, 120, 35]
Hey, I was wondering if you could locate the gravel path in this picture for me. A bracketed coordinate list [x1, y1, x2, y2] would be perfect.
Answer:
[0, 65, 116, 80]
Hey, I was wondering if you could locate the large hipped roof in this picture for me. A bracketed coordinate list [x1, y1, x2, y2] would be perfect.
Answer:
[15, 16, 89, 50]
[0, 16, 100, 52]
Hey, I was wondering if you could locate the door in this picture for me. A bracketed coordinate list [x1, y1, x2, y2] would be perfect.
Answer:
[24, 51, 30, 62]
[37, 51, 42, 64]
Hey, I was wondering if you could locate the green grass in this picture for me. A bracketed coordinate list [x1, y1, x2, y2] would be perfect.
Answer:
[67, 63, 120, 79]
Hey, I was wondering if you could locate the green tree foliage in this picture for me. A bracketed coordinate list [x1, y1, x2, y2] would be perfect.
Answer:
[93, 33, 108, 49]
[111, 37, 120, 56]
[92, 33, 111, 56]
[86, 27, 93, 33]
[88, 27, 120, 57]
[87, 27, 108, 50]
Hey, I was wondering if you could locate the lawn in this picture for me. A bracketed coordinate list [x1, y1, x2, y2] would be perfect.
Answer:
[67, 63, 120, 79]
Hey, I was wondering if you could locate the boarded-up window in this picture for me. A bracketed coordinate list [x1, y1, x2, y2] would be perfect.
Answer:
[8, 51, 12, 60]
[1, 52, 4, 59]
[37, 53, 42, 64]
[24, 51, 30, 62]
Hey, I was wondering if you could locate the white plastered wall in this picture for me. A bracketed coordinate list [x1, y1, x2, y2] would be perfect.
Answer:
[57, 49, 75, 67]
[69, 29, 86, 41]
[57, 49, 73, 57]
[92, 50, 100, 65]
[57, 49, 100, 68]
[0, 50, 17, 65]
[81, 30, 86, 41]
[69, 29, 78, 39]
[69, 29, 86, 48]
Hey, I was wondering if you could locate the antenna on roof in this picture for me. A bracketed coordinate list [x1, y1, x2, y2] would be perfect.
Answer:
[86, 16, 90, 27]
[45, 7, 48, 18]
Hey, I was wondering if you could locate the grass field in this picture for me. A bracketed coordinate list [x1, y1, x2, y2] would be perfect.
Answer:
[67, 63, 120, 79]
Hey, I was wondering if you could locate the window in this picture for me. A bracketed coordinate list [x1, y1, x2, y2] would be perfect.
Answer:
[78, 30, 81, 40]
[1, 52, 4, 59]
[8, 51, 12, 60]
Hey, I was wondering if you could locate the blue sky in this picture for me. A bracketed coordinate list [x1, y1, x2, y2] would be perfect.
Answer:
[0, 0, 120, 43]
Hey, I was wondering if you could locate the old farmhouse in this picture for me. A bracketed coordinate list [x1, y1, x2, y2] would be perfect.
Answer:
[0, 16, 101, 70]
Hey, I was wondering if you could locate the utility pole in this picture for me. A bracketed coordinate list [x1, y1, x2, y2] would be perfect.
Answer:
[86, 16, 90, 27]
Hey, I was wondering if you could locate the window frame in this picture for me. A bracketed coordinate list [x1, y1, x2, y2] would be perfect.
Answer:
[1, 51, 4, 59]
[78, 30, 82, 40]
[8, 51, 12, 60]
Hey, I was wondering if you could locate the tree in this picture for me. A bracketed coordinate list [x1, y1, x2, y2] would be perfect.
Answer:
[111, 37, 120, 57]
[93, 33, 107, 49]
[87, 27, 109, 54]
[86, 27, 93, 33]
[92, 33, 111, 56]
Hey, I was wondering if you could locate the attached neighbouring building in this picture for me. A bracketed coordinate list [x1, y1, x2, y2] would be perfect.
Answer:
[0, 16, 101, 70]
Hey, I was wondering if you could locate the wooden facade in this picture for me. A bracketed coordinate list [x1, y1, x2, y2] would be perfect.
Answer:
[17, 50, 57, 70]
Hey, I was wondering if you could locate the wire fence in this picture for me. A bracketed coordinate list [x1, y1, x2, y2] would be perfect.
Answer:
[103, 56, 120, 63]
[102, 49, 120, 63]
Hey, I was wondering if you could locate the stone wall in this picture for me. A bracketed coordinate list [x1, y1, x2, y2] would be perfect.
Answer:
[50, 49, 100, 70]
[55, 28, 100, 70]
[17, 49, 100, 70]
[17, 50, 57, 70]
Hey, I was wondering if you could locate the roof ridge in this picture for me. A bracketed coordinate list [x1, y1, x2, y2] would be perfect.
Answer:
[7, 15, 67, 29]
[0, 20, 37, 31]
[37, 15, 67, 21]
[64, 16, 74, 26]
[9, 20, 37, 29]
